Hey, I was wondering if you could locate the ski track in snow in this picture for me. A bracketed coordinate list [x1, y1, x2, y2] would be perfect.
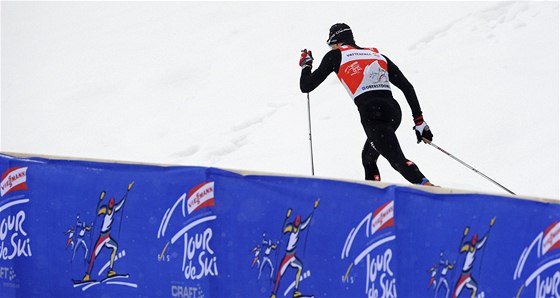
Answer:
[409, 2, 531, 52]
[192, 108, 280, 163]
[169, 107, 281, 163]
[170, 145, 200, 159]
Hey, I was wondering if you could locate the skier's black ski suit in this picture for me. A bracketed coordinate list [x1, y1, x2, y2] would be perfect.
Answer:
[300, 44, 427, 184]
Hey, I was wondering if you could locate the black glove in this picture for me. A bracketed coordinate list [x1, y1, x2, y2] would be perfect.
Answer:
[413, 116, 433, 144]
[299, 49, 313, 69]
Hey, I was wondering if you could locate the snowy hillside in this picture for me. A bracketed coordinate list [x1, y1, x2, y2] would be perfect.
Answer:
[1, 1, 558, 199]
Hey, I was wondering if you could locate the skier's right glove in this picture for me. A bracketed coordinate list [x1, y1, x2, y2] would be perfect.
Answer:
[414, 116, 433, 144]
[299, 49, 313, 69]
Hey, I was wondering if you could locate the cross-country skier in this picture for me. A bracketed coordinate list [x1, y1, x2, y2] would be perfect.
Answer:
[82, 195, 126, 281]
[65, 226, 75, 250]
[72, 215, 92, 263]
[300, 23, 434, 185]
[259, 233, 278, 280]
[251, 243, 261, 269]
[428, 264, 437, 290]
[453, 218, 495, 298]
[436, 251, 455, 298]
[271, 201, 318, 298]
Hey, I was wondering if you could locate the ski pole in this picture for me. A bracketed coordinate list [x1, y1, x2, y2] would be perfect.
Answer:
[117, 182, 134, 239]
[306, 93, 315, 176]
[478, 217, 496, 277]
[426, 141, 516, 195]
[302, 199, 320, 258]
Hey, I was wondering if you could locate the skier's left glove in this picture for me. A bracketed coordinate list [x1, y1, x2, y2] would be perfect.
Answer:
[414, 116, 433, 144]
[299, 49, 313, 69]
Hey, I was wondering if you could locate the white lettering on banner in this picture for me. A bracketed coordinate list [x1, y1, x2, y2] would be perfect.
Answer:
[183, 227, 218, 280]
[514, 224, 560, 297]
[366, 249, 396, 298]
[171, 285, 200, 298]
[342, 202, 397, 297]
[535, 272, 560, 298]
[0, 267, 8, 278]
[1, 167, 28, 197]
[158, 187, 219, 282]
[158, 181, 219, 284]
[0, 266, 16, 282]
[0, 210, 31, 260]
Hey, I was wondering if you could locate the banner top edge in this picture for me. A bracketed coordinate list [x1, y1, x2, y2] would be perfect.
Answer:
[1, 151, 556, 204]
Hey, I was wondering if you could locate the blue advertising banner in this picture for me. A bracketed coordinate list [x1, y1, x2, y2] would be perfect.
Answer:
[0, 153, 558, 297]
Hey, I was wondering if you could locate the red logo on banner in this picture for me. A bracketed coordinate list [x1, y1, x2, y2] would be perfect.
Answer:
[1, 167, 28, 197]
[543, 221, 560, 255]
[371, 200, 394, 235]
[187, 181, 215, 214]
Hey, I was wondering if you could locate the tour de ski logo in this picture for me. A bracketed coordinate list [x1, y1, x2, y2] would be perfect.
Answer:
[426, 216, 496, 298]
[341, 200, 396, 298]
[1, 166, 32, 288]
[157, 181, 218, 289]
[514, 221, 560, 298]
[67, 182, 137, 291]
[249, 199, 320, 298]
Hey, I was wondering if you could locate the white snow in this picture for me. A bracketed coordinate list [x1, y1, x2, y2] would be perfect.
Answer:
[1, 1, 558, 200]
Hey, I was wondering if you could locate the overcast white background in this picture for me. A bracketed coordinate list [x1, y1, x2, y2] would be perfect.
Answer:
[1, 1, 558, 200]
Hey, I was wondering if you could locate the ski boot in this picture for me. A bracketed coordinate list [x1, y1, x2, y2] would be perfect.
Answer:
[419, 178, 438, 187]
[82, 274, 90, 281]
[108, 270, 117, 277]
[293, 290, 302, 298]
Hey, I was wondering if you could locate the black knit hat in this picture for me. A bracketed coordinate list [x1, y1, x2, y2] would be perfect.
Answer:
[327, 23, 354, 45]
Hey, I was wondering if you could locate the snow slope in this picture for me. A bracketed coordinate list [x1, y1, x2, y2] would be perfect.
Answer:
[1, 1, 558, 199]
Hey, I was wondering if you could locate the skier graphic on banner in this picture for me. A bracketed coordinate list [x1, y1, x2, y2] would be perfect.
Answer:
[258, 233, 278, 280]
[80, 182, 134, 282]
[452, 217, 495, 298]
[427, 251, 455, 298]
[428, 264, 437, 290]
[270, 199, 319, 298]
[71, 215, 92, 263]
[65, 226, 75, 250]
[250, 243, 261, 269]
